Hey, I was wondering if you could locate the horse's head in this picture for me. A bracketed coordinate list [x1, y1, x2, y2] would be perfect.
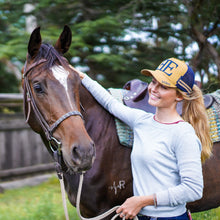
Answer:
[22, 25, 95, 173]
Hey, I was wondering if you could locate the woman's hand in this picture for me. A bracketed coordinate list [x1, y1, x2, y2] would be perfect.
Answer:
[116, 196, 143, 219]
[69, 65, 85, 79]
[116, 195, 154, 219]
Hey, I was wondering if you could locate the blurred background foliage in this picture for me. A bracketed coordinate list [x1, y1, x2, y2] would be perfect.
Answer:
[0, 0, 220, 92]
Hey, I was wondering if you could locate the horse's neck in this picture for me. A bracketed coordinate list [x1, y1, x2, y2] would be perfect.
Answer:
[79, 84, 111, 119]
[79, 85, 113, 141]
[79, 85, 97, 112]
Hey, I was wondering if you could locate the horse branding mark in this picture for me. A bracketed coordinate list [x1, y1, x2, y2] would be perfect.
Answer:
[109, 180, 126, 195]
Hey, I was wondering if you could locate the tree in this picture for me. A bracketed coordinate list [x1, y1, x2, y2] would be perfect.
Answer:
[184, 0, 220, 90]
[0, 0, 29, 92]
[0, 0, 219, 92]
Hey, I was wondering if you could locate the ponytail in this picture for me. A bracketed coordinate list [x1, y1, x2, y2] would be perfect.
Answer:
[178, 85, 213, 162]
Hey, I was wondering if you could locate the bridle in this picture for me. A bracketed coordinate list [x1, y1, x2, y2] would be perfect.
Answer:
[23, 59, 83, 155]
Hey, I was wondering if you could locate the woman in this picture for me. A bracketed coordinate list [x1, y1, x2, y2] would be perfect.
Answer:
[72, 57, 212, 220]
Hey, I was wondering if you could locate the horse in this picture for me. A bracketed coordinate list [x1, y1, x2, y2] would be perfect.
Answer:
[22, 25, 220, 219]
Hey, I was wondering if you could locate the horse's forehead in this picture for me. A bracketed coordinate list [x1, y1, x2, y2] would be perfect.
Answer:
[51, 65, 69, 84]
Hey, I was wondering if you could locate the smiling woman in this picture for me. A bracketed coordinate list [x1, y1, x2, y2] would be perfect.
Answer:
[73, 57, 211, 220]
[147, 78, 184, 122]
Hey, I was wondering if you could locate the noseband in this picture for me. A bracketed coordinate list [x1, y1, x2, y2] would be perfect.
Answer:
[23, 59, 83, 154]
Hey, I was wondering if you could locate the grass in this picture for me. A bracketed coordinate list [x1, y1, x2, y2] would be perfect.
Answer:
[0, 175, 80, 220]
[192, 209, 220, 220]
[0, 175, 220, 220]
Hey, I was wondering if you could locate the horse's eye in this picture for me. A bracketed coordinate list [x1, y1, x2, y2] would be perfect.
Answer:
[33, 83, 44, 94]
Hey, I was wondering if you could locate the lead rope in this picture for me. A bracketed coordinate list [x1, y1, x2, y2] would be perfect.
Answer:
[76, 173, 138, 220]
[76, 173, 120, 220]
[59, 173, 70, 220]
[54, 151, 70, 220]
[57, 170, 138, 220]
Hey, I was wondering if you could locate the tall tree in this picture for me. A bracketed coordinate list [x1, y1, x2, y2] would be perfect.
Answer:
[184, 0, 220, 90]
[0, 0, 219, 92]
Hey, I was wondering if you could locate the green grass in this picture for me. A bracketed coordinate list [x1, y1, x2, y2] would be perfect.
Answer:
[192, 209, 220, 220]
[0, 175, 220, 220]
[0, 175, 80, 220]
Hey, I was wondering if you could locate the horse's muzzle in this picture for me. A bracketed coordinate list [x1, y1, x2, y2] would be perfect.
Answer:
[63, 141, 95, 173]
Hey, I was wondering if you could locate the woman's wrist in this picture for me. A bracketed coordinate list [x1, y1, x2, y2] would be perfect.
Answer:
[153, 193, 157, 208]
[78, 71, 85, 80]
[69, 65, 85, 79]
[139, 195, 156, 207]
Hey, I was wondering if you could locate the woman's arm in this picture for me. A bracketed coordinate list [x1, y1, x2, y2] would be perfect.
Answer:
[156, 131, 203, 207]
[71, 66, 149, 128]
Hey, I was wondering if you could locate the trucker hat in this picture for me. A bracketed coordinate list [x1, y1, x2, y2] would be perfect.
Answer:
[141, 58, 195, 94]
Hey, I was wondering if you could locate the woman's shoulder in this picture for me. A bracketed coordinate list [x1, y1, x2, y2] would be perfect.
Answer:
[138, 110, 154, 120]
[176, 120, 194, 130]
[174, 121, 199, 142]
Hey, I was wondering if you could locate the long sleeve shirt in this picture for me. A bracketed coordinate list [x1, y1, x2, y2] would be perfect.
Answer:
[82, 75, 203, 217]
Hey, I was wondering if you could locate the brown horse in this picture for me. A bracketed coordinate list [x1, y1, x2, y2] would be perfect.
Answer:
[22, 25, 96, 173]
[22, 26, 220, 218]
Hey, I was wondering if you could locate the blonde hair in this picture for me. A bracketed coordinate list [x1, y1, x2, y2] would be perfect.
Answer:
[178, 85, 213, 163]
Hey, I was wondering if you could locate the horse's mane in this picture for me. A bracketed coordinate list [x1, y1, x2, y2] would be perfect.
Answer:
[33, 43, 69, 70]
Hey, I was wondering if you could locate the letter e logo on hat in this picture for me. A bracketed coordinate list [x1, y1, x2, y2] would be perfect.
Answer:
[157, 59, 178, 76]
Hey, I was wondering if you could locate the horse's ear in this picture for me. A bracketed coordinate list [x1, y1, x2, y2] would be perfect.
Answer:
[28, 27, 42, 58]
[54, 25, 72, 54]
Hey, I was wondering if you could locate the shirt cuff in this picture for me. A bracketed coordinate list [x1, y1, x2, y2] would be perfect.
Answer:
[81, 74, 90, 84]
[156, 190, 170, 206]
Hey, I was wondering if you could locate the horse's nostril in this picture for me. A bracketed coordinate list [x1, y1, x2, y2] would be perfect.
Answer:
[71, 142, 95, 168]
[72, 145, 81, 165]
[91, 142, 96, 157]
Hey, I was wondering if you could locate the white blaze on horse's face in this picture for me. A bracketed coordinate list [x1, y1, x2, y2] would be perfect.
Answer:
[51, 65, 74, 109]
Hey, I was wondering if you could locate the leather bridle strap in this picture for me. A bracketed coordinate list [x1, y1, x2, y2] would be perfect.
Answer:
[24, 76, 52, 139]
[23, 59, 47, 78]
[50, 111, 83, 133]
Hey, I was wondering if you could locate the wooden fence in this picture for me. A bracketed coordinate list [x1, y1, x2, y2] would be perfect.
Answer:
[0, 94, 54, 180]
